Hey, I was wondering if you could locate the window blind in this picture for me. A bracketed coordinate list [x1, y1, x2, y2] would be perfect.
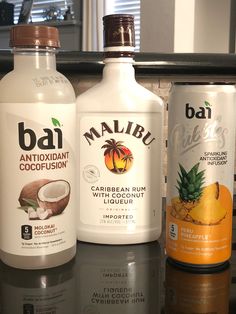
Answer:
[112, 0, 140, 51]
[8, 0, 74, 23]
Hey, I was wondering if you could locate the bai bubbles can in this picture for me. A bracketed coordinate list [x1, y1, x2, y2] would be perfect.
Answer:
[166, 82, 236, 268]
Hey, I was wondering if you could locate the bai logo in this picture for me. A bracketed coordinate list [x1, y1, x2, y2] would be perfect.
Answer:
[185, 101, 212, 119]
[18, 118, 63, 151]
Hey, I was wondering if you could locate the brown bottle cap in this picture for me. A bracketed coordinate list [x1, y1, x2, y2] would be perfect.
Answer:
[103, 14, 135, 48]
[10, 25, 60, 48]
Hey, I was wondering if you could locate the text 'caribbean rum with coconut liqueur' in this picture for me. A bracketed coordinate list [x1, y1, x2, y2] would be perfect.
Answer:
[0, 25, 76, 269]
[77, 14, 164, 244]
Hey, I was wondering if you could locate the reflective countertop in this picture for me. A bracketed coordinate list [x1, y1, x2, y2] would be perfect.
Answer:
[1, 51, 236, 76]
[0, 232, 236, 314]
[0, 51, 236, 313]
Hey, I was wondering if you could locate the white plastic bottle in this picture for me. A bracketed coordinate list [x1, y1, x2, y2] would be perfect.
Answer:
[77, 14, 164, 244]
[0, 25, 76, 269]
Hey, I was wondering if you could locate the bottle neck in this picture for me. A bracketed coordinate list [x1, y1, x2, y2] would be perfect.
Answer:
[102, 57, 135, 82]
[13, 47, 57, 71]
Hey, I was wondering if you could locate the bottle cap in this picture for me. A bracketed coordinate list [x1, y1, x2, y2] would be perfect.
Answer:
[10, 25, 60, 48]
[103, 14, 135, 49]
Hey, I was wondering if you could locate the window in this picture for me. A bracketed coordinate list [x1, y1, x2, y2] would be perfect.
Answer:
[107, 0, 140, 51]
[8, 0, 74, 24]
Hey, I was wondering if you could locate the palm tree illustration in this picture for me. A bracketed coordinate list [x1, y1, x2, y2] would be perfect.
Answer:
[121, 153, 133, 172]
[101, 139, 126, 173]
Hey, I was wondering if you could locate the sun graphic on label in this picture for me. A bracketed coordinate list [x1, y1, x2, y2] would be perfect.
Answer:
[101, 138, 134, 174]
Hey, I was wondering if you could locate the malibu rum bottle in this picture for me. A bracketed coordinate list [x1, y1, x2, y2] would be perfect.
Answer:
[77, 14, 164, 244]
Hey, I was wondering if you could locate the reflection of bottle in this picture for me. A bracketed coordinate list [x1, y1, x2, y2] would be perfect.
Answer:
[76, 14, 164, 244]
[0, 25, 76, 269]
[165, 259, 230, 313]
[0, 259, 76, 314]
[76, 242, 162, 314]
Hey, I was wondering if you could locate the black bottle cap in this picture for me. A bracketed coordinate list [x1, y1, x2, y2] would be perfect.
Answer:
[103, 14, 135, 48]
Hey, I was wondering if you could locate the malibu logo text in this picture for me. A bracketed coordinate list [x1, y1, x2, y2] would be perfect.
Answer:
[83, 120, 155, 146]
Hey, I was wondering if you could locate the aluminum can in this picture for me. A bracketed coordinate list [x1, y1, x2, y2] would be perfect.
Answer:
[166, 82, 236, 267]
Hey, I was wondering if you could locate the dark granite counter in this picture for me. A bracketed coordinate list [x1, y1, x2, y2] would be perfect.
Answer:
[56, 52, 236, 76]
[0, 51, 236, 313]
[0, 233, 236, 313]
[1, 50, 236, 76]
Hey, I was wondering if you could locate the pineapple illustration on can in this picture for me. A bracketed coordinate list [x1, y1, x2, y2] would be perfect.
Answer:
[166, 83, 236, 267]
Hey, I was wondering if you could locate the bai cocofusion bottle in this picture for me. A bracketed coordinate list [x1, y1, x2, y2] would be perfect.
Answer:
[0, 25, 76, 269]
[76, 14, 164, 244]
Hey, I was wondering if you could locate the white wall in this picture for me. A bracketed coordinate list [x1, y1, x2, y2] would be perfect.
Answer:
[193, 0, 231, 53]
[140, 0, 175, 52]
[140, 0, 234, 53]
[174, 0, 195, 52]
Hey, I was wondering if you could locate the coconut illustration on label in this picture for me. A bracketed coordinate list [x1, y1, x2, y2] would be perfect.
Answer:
[101, 138, 133, 174]
[18, 179, 70, 220]
[170, 162, 231, 225]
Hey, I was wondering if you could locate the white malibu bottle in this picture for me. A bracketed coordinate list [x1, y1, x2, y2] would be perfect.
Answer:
[77, 14, 164, 244]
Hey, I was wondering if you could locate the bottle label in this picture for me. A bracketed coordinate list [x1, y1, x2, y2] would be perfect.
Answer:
[79, 113, 162, 228]
[0, 103, 76, 256]
[166, 86, 236, 265]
